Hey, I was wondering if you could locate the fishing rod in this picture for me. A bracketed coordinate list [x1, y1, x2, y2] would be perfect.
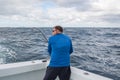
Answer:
[39, 29, 48, 43]
[39, 29, 51, 62]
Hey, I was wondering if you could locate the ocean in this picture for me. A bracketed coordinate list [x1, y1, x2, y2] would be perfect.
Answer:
[0, 27, 120, 80]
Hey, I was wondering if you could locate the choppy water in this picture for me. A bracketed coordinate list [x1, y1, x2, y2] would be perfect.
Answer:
[0, 27, 120, 80]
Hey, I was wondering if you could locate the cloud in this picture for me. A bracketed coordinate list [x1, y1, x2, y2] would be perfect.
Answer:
[0, 0, 43, 16]
[0, 0, 46, 25]
[53, 0, 92, 11]
[43, 0, 120, 27]
[0, 0, 120, 27]
[100, 14, 120, 23]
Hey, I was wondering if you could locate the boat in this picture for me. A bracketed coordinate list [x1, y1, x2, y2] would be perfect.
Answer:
[0, 59, 113, 80]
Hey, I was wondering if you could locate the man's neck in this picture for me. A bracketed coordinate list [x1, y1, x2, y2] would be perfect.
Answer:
[57, 31, 62, 34]
[57, 32, 62, 34]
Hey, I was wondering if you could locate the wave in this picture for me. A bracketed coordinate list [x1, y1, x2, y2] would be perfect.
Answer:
[0, 45, 17, 64]
[104, 33, 120, 37]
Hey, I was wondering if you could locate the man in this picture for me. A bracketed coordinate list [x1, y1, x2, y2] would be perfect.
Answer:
[43, 25, 73, 80]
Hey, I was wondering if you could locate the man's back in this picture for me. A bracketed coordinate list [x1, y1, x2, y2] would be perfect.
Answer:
[48, 33, 73, 67]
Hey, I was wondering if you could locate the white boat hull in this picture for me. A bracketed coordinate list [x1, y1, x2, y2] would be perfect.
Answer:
[0, 60, 112, 80]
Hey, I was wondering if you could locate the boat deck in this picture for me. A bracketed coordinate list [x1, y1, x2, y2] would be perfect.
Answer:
[0, 68, 65, 80]
[0, 60, 113, 80]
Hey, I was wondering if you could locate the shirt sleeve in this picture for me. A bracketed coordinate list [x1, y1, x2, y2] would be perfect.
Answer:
[48, 38, 52, 55]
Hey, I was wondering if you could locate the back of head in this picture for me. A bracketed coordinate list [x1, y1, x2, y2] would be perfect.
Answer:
[54, 25, 63, 33]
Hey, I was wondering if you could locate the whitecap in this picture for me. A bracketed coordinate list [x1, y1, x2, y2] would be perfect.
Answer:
[0, 45, 17, 64]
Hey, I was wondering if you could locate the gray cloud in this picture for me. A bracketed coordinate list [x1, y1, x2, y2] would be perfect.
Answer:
[0, 0, 18, 15]
[47, 0, 93, 11]
[101, 14, 120, 23]
[85, 13, 120, 25]
[52, 0, 120, 24]
[0, 0, 39, 16]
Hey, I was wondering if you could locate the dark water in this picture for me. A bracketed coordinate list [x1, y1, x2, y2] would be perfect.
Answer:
[0, 27, 120, 80]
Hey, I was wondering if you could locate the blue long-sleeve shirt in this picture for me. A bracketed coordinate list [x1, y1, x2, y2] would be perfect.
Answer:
[48, 33, 73, 67]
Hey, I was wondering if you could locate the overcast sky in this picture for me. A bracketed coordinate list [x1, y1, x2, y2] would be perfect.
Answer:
[0, 0, 120, 27]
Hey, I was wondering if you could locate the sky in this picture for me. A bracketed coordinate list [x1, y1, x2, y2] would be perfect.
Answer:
[0, 0, 120, 27]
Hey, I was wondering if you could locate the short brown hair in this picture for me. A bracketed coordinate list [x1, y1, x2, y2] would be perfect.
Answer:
[54, 25, 63, 32]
